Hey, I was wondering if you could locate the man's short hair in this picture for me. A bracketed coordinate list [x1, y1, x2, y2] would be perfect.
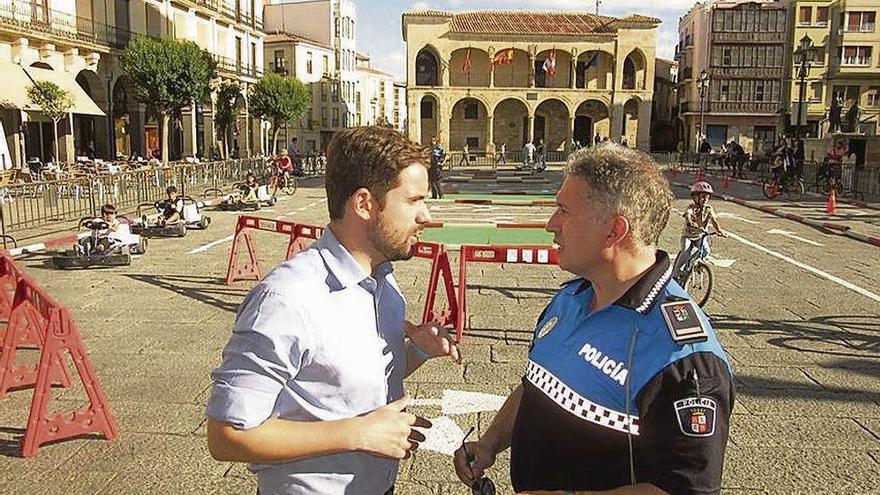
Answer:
[325, 126, 429, 220]
[166, 186, 177, 195]
[100, 204, 117, 215]
[565, 144, 673, 247]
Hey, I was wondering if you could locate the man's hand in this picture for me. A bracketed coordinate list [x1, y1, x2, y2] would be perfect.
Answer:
[404, 320, 462, 363]
[453, 440, 497, 486]
[353, 396, 432, 459]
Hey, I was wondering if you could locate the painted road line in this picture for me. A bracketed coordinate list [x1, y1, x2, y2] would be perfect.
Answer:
[767, 228, 824, 247]
[716, 212, 760, 225]
[187, 235, 234, 255]
[189, 198, 327, 254]
[727, 231, 880, 303]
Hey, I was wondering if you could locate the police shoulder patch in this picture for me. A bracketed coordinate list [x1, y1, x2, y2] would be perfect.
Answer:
[674, 396, 717, 437]
[660, 299, 708, 344]
[536, 315, 558, 339]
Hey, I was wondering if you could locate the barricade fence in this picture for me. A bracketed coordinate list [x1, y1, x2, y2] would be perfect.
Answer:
[0, 157, 327, 234]
[0, 250, 117, 457]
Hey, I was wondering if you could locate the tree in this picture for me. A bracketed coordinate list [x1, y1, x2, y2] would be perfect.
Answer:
[120, 36, 216, 164]
[214, 82, 240, 160]
[248, 74, 311, 155]
[26, 81, 74, 164]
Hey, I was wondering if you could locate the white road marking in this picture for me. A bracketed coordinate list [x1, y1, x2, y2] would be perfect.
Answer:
[188, 198, 327, 254]
[704, 256, 737, 268]
[716, 212, 760, 225]
[187, 235, 234, 255]
[727, 231, 880, 303]
[415, 416, 465, 457]
[767, 228, 824, 247]
[411, 390, 508, 456]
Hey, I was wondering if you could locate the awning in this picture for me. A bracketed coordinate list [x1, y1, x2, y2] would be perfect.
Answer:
[0, 62, 105, 116]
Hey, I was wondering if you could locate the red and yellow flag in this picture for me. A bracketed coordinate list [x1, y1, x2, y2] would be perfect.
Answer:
[492, 48, 515, 66]
[461, 48, 472, 74]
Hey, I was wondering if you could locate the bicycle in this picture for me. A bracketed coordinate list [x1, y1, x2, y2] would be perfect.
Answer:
[762, 170, 805, 201]
[673, 232, 722, 307]
[268, 160, 298, 196]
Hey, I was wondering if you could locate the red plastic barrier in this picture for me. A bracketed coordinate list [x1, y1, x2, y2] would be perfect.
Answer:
[0, 251, 117, 457]
[455, 244, 559, 343]
[225, 216, 457, 328]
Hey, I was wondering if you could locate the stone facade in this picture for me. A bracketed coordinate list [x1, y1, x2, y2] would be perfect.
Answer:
[402, 10, 660, 152]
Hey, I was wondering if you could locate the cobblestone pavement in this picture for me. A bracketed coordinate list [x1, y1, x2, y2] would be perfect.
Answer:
[0, 168, 878, 494]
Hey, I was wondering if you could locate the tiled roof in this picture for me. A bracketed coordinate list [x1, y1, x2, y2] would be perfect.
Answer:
[356, 65, 395, 78]
[404, 9, 660, 35]
[263, 32, 332, 50]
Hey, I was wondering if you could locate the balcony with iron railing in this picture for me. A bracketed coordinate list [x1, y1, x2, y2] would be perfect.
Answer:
[0, 0, 132, 50]
[709, 101, 781, 114]
[213, 53, 263, 79]
[195, 0, 263, 31]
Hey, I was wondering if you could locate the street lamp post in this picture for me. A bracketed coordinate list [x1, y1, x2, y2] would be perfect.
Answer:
[697, 70, 710, 154]
[793, 35, 815, 138]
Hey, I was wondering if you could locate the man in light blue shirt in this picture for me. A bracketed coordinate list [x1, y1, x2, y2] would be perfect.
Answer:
[207, 126, 461, 495]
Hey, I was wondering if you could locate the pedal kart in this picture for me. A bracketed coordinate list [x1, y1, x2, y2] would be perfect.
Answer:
[131, 197, 210, 237]
[216, 184, 276, 211]
[52, 218, 147, 269]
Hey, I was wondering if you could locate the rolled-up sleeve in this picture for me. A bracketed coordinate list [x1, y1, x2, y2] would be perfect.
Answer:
[206, 285, 308, 430]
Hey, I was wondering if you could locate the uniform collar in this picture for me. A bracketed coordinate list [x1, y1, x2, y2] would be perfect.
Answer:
[316, 227, 393, 292]
[570, 251, 673, 314]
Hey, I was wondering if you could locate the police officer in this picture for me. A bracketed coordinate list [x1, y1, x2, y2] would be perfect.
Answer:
[453, 144, 734, 495]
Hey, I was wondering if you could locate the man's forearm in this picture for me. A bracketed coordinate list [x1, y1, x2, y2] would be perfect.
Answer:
[481, 384, 523, 454]
[207, 416, 361, 463]
[404, 340, 428, 377]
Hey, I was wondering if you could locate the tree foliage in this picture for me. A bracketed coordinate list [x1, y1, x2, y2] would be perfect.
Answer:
[26, 81, 74, 163]
[214, 82, 241, 159]
[120, 36, 217, 163]
[248, 74, 311, 154]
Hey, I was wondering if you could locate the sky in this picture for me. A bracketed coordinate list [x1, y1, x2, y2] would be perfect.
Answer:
[356, 0, 699, 82]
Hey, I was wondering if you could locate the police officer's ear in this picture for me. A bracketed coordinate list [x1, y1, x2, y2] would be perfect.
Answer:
[605, 215, 631, 248]
[350, 187, 377, 222]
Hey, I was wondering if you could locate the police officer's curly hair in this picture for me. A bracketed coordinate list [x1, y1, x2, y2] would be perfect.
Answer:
[566, 144, 673, 247]
[325, 126, 430, 220]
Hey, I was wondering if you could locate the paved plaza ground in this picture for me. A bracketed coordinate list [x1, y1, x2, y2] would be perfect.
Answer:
[0, 167, 878, 494]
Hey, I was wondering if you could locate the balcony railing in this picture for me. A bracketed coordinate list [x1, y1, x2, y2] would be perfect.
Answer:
[213, 53, 262, 79]
[709, 101, 780, 114]
[195, 0, 263, 31]
[0, 0, 133, 49]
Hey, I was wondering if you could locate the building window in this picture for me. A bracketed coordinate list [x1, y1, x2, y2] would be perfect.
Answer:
[867, 86, 880, 107]
[323, 55, 329, 76]
[810, 82, 823, 102]
[755, 81, 765, 101]
[816, 7, 829, 25]
[321, 108, 328, 127]
[464, 102, 479, 119]
[720, 81, 730, 101]
[332, 108, 339, 127]
[799, 7, 811, 25]
[847, 12, 876, 32]
[321, 82, 327, 102]
[274, 50, 286, 74]
[722, 47, 732, 65]
[331, 82, 339, 102]
[833, 85, 861, 104]
[307, 52, 313, 75]
[841, 46, 873, 65]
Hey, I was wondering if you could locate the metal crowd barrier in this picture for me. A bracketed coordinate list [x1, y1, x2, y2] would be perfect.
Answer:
[0, 158, 290, 233]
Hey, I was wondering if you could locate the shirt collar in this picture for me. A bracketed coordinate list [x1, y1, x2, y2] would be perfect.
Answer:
[569, 251, 673, 314]
[315, 227, 394, 291]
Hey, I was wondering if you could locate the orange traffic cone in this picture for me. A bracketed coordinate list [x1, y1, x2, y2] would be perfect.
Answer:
[695, 168, 703, 182]
[722, 175, 730, 189]
[826, 189, 837, 214]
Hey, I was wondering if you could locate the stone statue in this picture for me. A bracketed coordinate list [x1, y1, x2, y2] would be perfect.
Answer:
[845, 102, 861, 133]
[829, 95, 843, 133]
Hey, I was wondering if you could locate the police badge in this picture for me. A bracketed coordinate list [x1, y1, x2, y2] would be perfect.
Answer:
[674, 396, 717, 437]
[536, 316, 559, 339]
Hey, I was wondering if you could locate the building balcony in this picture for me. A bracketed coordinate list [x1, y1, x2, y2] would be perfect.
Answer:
[0, 0, 121, 51]
[213, 54, 263, 79]
[709, 101, 781, 115]
[713, 32, 786, 44]
[710, 66, 785, 79]
[194, 0, 263, 32]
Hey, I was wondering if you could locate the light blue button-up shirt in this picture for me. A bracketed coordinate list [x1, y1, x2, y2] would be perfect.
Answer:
[206, 227, 408, 494]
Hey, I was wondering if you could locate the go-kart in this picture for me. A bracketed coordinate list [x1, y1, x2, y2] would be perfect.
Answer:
[130, 197, 210, 237]
[216, 183, 276, 211]
[52, 218, 147, 269]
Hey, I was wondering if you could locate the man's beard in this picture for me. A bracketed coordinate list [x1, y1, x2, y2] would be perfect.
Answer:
[368, 214, 419, 262]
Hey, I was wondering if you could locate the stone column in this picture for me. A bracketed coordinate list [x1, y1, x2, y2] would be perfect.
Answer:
[529, 54, 536, 88]
[527, 114, 535, 143]
[62, 113, 75, 163]
[567, 116, 575, 147]
[438, 101, 451, 150]
[182, 104, 196, 157]
[486, 114, 495, 153]
[570, 57, 577, 89]
[637, 98, 652, 151]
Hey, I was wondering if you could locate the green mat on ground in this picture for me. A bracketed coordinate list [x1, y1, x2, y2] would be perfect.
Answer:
[420, 226, 553, 245]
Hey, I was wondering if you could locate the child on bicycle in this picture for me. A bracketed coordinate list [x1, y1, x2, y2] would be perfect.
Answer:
[672, 182, 727, 277]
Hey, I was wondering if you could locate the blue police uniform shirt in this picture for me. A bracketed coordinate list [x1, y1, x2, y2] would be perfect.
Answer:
[511, 251, 735, 495]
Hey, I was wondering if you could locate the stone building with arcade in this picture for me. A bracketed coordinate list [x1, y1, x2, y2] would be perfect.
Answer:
[402, 9, 660, 153]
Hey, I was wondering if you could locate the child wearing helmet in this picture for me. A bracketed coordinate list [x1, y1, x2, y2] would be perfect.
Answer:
[672, 181, 727, 276]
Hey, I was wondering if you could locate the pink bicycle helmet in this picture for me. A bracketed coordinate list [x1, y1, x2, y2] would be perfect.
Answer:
[690, 181, 714, 195]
